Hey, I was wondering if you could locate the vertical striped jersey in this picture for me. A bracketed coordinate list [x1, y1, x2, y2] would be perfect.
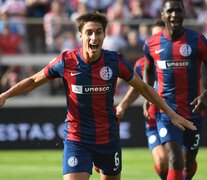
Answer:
[144, 28, 207, 119]
[44, 48, 133, 144]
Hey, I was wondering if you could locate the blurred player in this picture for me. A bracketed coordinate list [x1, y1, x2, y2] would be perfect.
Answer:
[0, 11, 196, 180]
[116, 21, 169, 180]
[143, 0, 207, 179]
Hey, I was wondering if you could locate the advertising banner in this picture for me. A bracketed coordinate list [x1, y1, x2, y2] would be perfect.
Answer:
[0, 106, 206, 149]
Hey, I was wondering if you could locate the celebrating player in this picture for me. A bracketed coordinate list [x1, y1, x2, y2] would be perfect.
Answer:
[143, 0, 207, 179]
[0, 11, 196, 180]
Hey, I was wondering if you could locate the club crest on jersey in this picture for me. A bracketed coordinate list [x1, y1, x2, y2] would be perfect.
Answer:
[180, 44, 192, 57]
[100, 66, 113, 80]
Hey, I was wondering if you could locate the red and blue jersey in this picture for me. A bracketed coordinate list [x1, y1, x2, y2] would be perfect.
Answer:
[134, 57, 157, 127]
[144, 28, 207, 120]
[44, 48, 133, 144]
[134, 57, 145, 79]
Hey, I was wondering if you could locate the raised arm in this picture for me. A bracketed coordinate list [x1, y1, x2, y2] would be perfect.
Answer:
[0, 69, 48, 107]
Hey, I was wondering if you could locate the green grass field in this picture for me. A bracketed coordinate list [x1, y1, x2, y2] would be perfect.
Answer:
[0, 147, 206, 180]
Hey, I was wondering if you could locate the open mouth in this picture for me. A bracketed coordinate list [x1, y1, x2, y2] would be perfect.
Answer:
[170, 20, 180, 28]
[89, 44, 99, 51]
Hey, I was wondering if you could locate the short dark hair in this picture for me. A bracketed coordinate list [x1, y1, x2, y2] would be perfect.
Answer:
[75, 11, 108, 33]
[162, 0, 184, 8]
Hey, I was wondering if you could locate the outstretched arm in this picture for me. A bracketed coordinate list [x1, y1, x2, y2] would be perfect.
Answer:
[0, 69, 48, 107]
[128, 74, 197, 131]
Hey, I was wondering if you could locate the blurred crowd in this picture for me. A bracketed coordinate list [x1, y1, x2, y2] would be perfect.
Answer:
[0, 0, 207, 96]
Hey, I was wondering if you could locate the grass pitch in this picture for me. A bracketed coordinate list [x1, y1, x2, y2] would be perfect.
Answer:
[0, 147, 206, 180]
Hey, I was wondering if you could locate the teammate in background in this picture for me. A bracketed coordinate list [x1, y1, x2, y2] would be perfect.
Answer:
[0, 12, 196, 180]
[116, 21, 169, 180]
[143, 0, 207, 179]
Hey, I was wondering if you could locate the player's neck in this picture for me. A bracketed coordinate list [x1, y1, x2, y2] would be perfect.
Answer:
[81, 48, 102, 64]
[166, 28, 184, 40]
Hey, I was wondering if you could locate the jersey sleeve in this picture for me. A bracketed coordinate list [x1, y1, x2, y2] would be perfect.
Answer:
[44, 54, 65, 79]
[118, 53, 134, 81]
[143, 39, 154, 64]
[134, 60, 143, 79]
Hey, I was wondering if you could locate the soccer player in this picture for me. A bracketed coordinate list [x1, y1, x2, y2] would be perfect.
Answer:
[143, 0, 207, 179]
[116, 21, 169, 180]
[0, 11, 196, 180]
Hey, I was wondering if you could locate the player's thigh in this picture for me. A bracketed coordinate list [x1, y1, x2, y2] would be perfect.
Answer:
[182, 149, 197, 164]
[146, 126, 162, 151]
[156, 113, 183, 144]
[183, 119, 202, 153]
[100, 172, 121, 180]
[63, 172, 90, 180]
[63, 140, 93, 175]
[93, 141, 122, 176]
[147, 126, 168, 169]
[182, 147, 198, 171]
[164, 141, 184, 169]
[182, 119, 201, 169]
[152, 145, 168, 165]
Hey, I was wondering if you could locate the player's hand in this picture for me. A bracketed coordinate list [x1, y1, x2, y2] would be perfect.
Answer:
[170, 113, 197, 131]
[116, 105, 125, 120]
[143, 100, 150, 119]
[191, 90, 207, 113]
[0, 93, 7, 107]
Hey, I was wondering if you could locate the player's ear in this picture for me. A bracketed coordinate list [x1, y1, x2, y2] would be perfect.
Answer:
[79, 32, 82, 40]
[161, 12, 164, 21]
